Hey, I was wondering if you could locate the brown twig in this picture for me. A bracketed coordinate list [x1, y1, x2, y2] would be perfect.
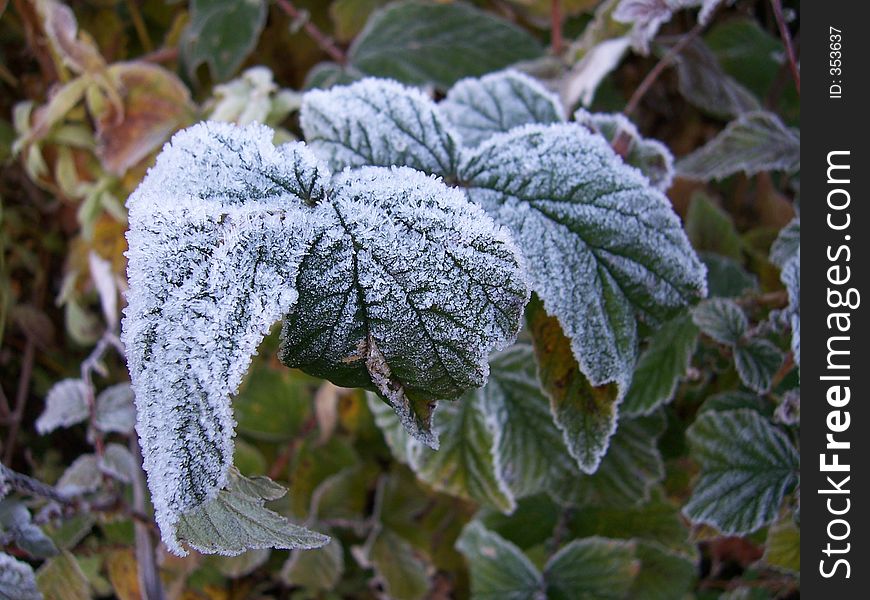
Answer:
[274, 0, 346, 65]
[769, 0, 800, 94]
[3, 336, 36, 464]
[550, 0, 564, 55]
[140, 46, 179, 64]
[130, 436, 165, 600]
[624, 22, 705, 116]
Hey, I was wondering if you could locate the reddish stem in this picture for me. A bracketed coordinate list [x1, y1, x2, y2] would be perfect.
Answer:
[770, 0, 800, 94]
[550, 0, 564, 55]
[274, 0, 346, 65]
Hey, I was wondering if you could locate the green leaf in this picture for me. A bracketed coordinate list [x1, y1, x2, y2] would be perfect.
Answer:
[455, 521, 544, 599]
[685, 193, 743, 261]
[36, 551, 89, 600]
[628, 541, 697, 600]
[665, 38, 759, 119]
[553, 413, 666, 508]
[281, 167, 527, 447]
[56, 454, 101, 495]
[483, 346, 577, 497]
[677, 111, 800, 181]
[701, 253, 758, 298]
[623, 313, 699, 416]
[462, 123, 707, 397]
[527, 297, 620, 474]
[769, 218, 800, 268]
[329, 0, 389, 42]
[212, 548, 270, 578]
[281, 539, 344, 591]
[175, 469, 329, 556]
[762, 515, 800, 573]
[0, 552, 41, 600]
[300, 78, 461, 177]
[567, 489, 693, 556]
[544, 538, 639, 600]
[93, 383, 136, 435]
[479, 494, 560, 550]
[441, 70, 565, 148]
[683, 409, 799, 534]
[348, 1, 544, 89]
[234, 365, 313, 442]
[369, 530, 431, 600]
[181, 0, 267, 81]
[734, 338, 783, 394]
[692, 298, 747, 345]
[699, 391, 772, 417]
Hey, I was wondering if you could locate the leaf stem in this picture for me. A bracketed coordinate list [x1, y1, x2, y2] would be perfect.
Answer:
[124, 0, 154, 53]
[624, 22, 704, 116]
[274, 0, 347, 65]
[550, 0, 564, 55]
[769, 0, 800, 94]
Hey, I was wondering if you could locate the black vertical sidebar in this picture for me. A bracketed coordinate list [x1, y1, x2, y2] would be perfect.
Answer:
[802, 1, 869, 597]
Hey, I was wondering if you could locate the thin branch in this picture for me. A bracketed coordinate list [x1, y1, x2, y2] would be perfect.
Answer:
[0, 463, 73, 505]
[140, 46, 179, 64]
[769, 0, 800, 94]
[550, 0, 564, 55]
[124, 0, 154, 53]
[624, 22, 705, 116]
[130, 436, 165, 600]
[3, 336, 36, 464]
[274, 0, 346, 65]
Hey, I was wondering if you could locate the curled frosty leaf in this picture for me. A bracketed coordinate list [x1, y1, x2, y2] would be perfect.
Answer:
[460, 123, 707, 394]
[122, 121, 331, 554]
[281, 166, 528, 447]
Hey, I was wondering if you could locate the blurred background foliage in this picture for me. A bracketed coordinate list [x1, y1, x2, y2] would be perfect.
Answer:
[1, 0, 798, 598]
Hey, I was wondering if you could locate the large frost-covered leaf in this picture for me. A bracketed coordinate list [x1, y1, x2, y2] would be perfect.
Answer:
[574, 109, 675, 191]
[683, 409, 799, 534]
[348, 1, 544, 89]
[544, 537, 639, 599]
[623, 313, 698, 416]
[0, 552, 41, 600]
[461, 123, 706, 395]
[677, 111, 800, 180]
[35, 379, 89, 434]
[122, 121, 331, 553]
[282, 166, 527, 447]
[455, 521, 544, 599]
[175, 469, 329, 556]
[301, 79, 461, 178]
[527, 298, 620, 474]
[440, 70, 564, 148]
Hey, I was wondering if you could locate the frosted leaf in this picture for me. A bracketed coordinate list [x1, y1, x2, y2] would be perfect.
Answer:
[281, 166, 528, 447]
[98, 443, 137, 484]
[35, 379, 89, 435]
[734, 338, 783, 394]
[677, 111, 800, 181]
[0, 500, 58, 559]
[668, 38, 759, 119]
[175, 468, 329, 556]
[613, 0, 693, 54]
[56, 455, 101, 495]
[300, 79, 461, 178]
[0, 552, 41, 600]
[781, 249, 799, 367]
[770, 218, 799, 268]
[561, 37, 631, 109]
[575, 109, 675, 191]
[94, 383, 136, 434]
[455, 521, 544, 599]
[691, 298, 747, 345]
[460, 123, 706, 393]
[683, 409, 799, 534]
[543, 538, 639, 599]
[122, 121, 331, 553]
[440, 70, 564, 148]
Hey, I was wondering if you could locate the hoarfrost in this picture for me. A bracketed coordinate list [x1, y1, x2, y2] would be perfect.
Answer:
[460, 123, 706, 392]
[781, 249, 800, 368]
[281, 166, 528, 446]
[300, 78, 461, 178]
[440, 70, 565, 147]
[122, 121, 331, 553]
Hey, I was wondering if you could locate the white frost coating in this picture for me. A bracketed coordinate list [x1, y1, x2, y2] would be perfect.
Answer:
[781, 249, 800, 368]
[613, 0, 697, 54]
[281, 166, 528, 446]
[122, 121, 331, 554]
[574, 109, 675, 191]
[440, 70, 565, 148]
[460, 123, 706, 393]
[0, 552, 41, 600]
[35, 378, 89, 434]
[561, 37, 630, 109]
[300, 79, 461, 178]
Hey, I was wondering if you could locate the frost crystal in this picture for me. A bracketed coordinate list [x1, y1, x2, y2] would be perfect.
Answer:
[122, 121, 330, 553]
[440, 70, 565, 147]
[300, 79, 461, 178]
[460, 123, 707, 391]
[281, 166, 528, 446]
